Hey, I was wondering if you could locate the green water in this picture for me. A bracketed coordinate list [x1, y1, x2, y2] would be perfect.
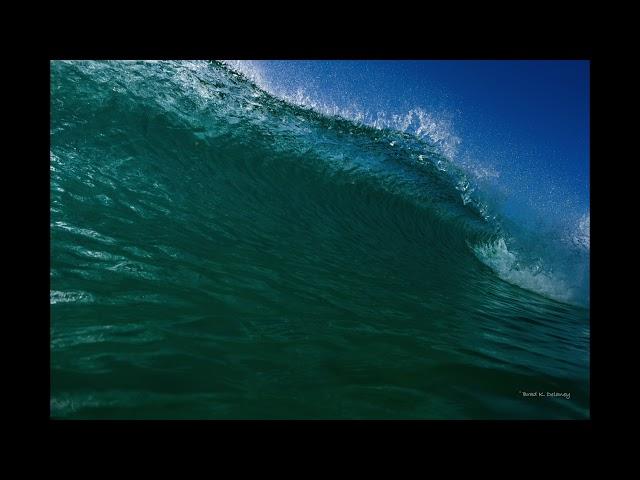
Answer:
[50, 60, 589, 419]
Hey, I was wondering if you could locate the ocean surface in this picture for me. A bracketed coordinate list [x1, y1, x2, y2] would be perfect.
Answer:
[50, 60, 590, 419]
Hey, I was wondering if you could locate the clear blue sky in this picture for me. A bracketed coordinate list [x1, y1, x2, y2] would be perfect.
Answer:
[247, 60, 590, 229]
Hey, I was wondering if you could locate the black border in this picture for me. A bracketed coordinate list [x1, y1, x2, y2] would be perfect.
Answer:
[40, 32, 596, 439]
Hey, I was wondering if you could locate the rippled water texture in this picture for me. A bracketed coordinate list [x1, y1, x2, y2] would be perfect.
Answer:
[50, 61, 589, 419]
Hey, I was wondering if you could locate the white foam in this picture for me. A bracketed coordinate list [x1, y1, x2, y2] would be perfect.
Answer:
[50, 290, 95, 305]
[472, 238, 574, 304]
[573, 212, 590, 251]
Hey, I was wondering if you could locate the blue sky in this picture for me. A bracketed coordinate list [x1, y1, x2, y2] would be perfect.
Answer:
[245, 60, 590, 229]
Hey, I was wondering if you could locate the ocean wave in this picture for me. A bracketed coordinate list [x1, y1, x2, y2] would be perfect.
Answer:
[50, 60, 590, 419]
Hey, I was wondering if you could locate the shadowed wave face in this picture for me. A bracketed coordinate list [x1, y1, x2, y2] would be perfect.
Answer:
[50, 61, 589, 419]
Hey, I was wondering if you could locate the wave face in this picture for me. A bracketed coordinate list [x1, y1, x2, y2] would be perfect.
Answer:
[50, 61, 589, 419]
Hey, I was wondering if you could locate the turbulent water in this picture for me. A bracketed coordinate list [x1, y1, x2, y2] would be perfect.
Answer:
[50, 60, 590, 419]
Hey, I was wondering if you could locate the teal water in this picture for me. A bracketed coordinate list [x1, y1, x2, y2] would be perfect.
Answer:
[50, 60, 589, 419]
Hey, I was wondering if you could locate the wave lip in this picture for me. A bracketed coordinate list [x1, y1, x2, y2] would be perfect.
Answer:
[222, 61, 462, 162]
